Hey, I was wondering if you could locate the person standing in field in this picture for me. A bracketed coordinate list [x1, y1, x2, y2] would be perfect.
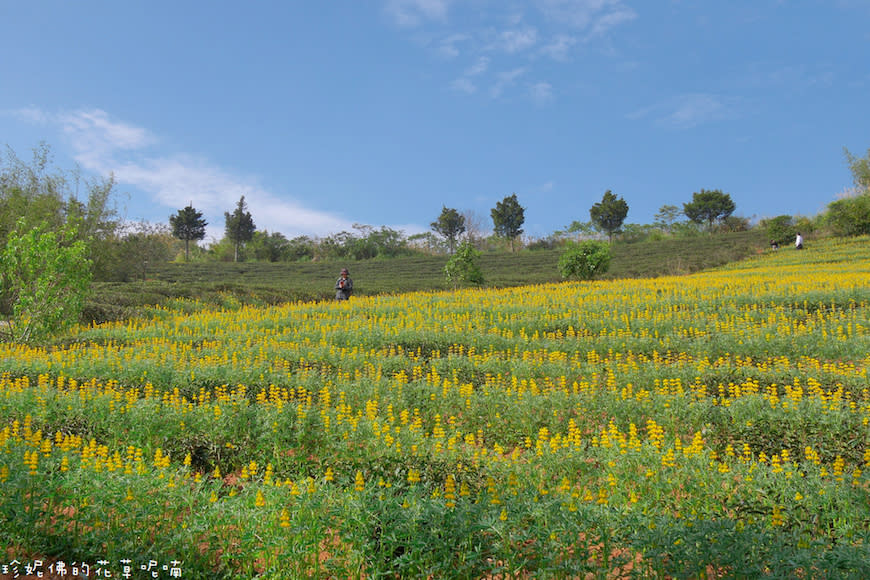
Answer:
[795, 232, 804, 250]
[335, 268, 353, 300]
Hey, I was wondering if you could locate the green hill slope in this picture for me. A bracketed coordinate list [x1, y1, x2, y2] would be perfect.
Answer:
[86, 230, 768, 321]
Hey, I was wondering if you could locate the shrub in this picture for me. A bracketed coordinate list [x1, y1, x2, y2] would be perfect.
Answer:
[0, 221, 92, 343]
[444, 242, 484, 288]
[826, 193, 870, 236]
[558, 240, 611, 280]
[762, 215, 795, 245]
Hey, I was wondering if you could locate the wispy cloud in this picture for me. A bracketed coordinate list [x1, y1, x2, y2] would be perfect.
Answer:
[385, 0, 451, 27]
[541, 34, 578, 60]
[450, 56, 490, 94]
[491, 27, 538, 53]
[12, 108, 355, 239]
[535, 0, 637, 35]
[385, 0, 635, 100]
[450, 77, 477, 94]
[438, 33, 468, 57]
[627, 93, 741, 129]
[529, 81, 554, 104]
[491, 68, 527, 98]
[465, 56, 490, 76]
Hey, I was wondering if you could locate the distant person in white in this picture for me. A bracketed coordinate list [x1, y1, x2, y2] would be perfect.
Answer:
[795, 232, 803, 250]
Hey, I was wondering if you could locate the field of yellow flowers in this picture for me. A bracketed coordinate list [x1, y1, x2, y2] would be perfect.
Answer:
[1, 237, 869, 578]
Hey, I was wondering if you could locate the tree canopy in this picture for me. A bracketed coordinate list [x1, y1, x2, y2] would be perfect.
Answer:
[491, 193, 525, 252]
[589, 190, 629, 242]
[431, 206, 466, 253]
[170, 204, 208, 261]
[845, 147, 870, 192]
[683, 189, 736, 230]
[224, 196, 256, 262]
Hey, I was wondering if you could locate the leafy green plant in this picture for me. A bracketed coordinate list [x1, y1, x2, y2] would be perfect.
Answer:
[444, 242, 484, 288]
[558, 240, 611, 280]
[762, 215, 795, 245]
[0, 220, 92, 343]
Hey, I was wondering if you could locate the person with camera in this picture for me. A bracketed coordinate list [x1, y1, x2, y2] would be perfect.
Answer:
[335, 267, 353, 300]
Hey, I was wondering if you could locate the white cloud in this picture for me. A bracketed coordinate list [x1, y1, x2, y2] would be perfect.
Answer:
[438, 33, 468, 57]
[588, 7, 636, 36]
[529, 81, 554, 103]
[450, 56, 489, 95]
[491, 68, 527, 98]
[8, 106, 50, 124]
[535, 0, 636, 35]
[385, 0, 451, 27]
[450, 77, 477, 94]
[465, 56, 490, 76]
[662, 94, 737, 128]
[628, 93, 740, 129]
[541, 34, 578, 60]
[493, 27, 538, 53]
[18, 108, 356, 238]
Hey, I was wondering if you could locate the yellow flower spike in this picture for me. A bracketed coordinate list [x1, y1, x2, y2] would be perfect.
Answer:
[279, 509, 291, 528]
[213, 465, 221, 479]
[255, 491, 266, 507]
[499, 508, 508, 521]
[209, 491, 218, 503]
[354, 471, 365, 492]
[183, 453, 192, 467]
[770, 505, 785, 527]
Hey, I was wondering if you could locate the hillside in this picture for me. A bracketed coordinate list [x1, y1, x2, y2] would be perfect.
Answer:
[86, 229, 767, 322]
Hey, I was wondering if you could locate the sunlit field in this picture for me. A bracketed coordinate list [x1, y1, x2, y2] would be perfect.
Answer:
[1, 237, 868, 578]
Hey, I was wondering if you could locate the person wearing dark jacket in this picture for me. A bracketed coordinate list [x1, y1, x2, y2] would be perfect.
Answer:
[335, 268, 353, 300]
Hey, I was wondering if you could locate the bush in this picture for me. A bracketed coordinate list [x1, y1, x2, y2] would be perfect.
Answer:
[444, 242, 484, 288]
[558, 240, 611, 280]
[762, 215, 795, 245]
[0, 221, 92, 343]
[826, 193, 870, 236]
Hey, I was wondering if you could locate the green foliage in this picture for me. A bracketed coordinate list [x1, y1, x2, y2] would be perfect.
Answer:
[248, 230, 291, 262]
[653, 204, 682, 231]
[224, 195, 256, 262]
[844, 146, 870, 191]
[431, 206, 466, 253]
[763, 215, 796, 245]
[683, 189, 737, 230]
[170, 204, 208, 261]
[444, 242, 484, 288]
[0, 220, 92, 343]
[1, 143, 120, 279]
[557, 240, 611, 280]
[826, 193, 870, 237]
[491, 193, 525, 251]
[589, 190, 629, 242]
[719, 214, 750, 232]
[117, 221, 178, 281]
[317, 225, 412, 261]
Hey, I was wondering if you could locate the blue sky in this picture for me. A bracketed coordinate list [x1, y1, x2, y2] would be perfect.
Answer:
[2, 1, 869, 242]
